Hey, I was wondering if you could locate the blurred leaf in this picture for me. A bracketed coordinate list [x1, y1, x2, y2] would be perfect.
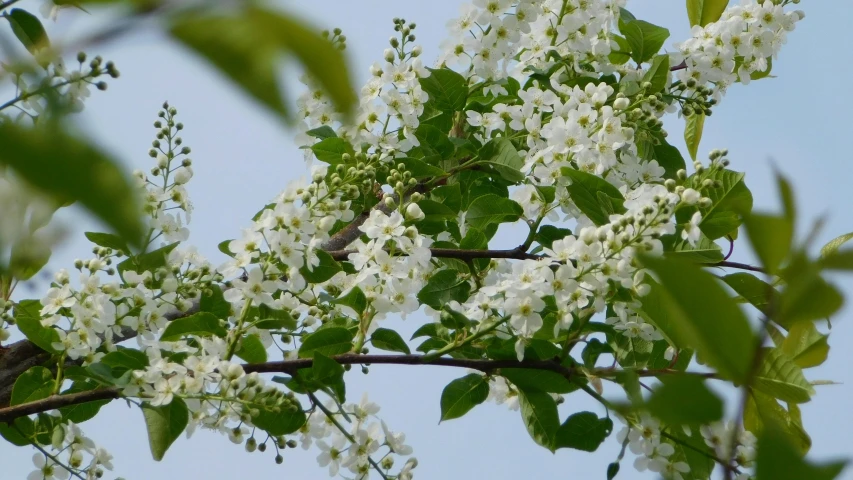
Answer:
[744, 389, 811, 454]
[0, 123, 143, 245]
[647, 375, 723, 425]
[722, 272, 777, 315]
[142, 398, 188, 461]
[778, 257, 843, 328]
[684, 112, 705, 161]
[755, 423, 846, 480]
[502, 369, 575, 394]
[440, 374, 489, 421]
[743, 213, 793, 274]
[6, 9, 49, 55]
[641, 255, 754, 382]
[554, 411, 613, 452]
[820, 232, 853, 258]
[686, 0, 730, 27]
[85, 232, 130, 256]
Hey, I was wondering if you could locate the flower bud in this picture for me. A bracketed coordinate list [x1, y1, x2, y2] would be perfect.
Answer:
[405, 202, 425, 221]
[613, 97, 630, 110]
[680, 188, 701, 205]
[384, 48, 395, 62]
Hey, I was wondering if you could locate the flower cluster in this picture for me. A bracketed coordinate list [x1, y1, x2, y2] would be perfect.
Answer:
[24, 417, 113, 480]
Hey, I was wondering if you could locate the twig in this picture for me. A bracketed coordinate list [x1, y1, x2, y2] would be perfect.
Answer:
[708, 260, 766, 273]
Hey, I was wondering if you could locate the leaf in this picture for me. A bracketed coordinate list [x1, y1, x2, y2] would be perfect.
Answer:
[298, 327, 354, 358]
[235, 334, 268, 364]
[254, 304, 297, 330]
[517, 390, 560, 450]
[14, 299, 60, 354]
[248, 7, 356, 117]
[647, 375, 723, 425]
[622, 20, 670, 64]
[11, 366, 54, 406]
[200, 285, 232, 320]
[398, 157, 446, 179]
[642, 54, 670, 93]
[0, 417, 35, 447]
[554, 411, 613, 452]
[141, 397, 188, 461]
[417, 269, 472, 310]
[744, 389, 811, 454]
[9, 239, 51, 281]
[640, 255, 755, 382]
[333, 287, 367, 316]
[310, 137, 355, 165]
[419, 67, 468, 113]
[101, 348, 149, 373]
[160, 312, 227, 341]
[310, 352, 345, 386]
[477, 138, 525, 183]
[668, 423, 715, 479]
[753, 348, 814, 404]
[300, 249, 343, 284]
[697, 169, 753, 240]
[781, 322, 829, 369]
[778, 271, 843, 328]
[6, 8, 49, 54]
[84, 232, 130, 256]
[117, 242, 179, 277]
[652, 138, 687, 179]
[440, 374, 489, 421]
[465, 194, 522, 231]
[743, 213, 793, 274]
[501, 369, 575, 394]
[562, 168, 626, 226]
[251, 402, 307, 436]
[370, 328, 411, 354]
[535, 225, 573, 249]
[415, 124, 455, 159]
[0, 123, 143, 245]
[665, 233, 723, 263]
[306, 125, 337, 140]
[755, 423, 847, 480]
[684, 112, 705, 161]
[687, 0, 730, 27]
[722, 272, 777, 315]
[820, 232, 853, 258]
[58, 380, 110, 423]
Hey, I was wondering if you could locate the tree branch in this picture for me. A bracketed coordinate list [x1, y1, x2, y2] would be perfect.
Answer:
[0, 353, 718, 424]
[326, 247, 541, 262]
[708, 260, 766, 273]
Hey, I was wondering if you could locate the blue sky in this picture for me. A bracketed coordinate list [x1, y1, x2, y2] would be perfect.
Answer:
[2, 0, 852, 478]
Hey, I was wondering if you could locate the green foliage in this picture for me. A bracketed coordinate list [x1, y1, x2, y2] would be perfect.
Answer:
[58, 380, 111, 423]
[5, 8, 49, 55]
[686, 0, 730, 27]
[477, 138, 525, 183]
[465, 194, 522, 231]
[620, 19, 670, 64]
[647, 375, 723, 425]
[85, 232, 131, 256]
[440, 374, 489, 421]
[419, 67, 468, 114]
[370, 328, 411, 354]
[753, 348, 814, 404]
[141, 398, 188, 461]
[0, 123, 144, 246]
[518, 390, 560, 450]
[554, 411, 613, 452]
[11, 366, 54, 406]
[298, 327, 354, 358]
[235, 334, 268, 364]
[300, 250, 343, 283]
[755, 424, 847, 480]
[160, 312, 227, 341]
[417, 270, 472, 310]
[562, 168, 626, 226]
[14, 299, 60, 354]
[694, 169, 753, 240]
[684, 112, 705, 161]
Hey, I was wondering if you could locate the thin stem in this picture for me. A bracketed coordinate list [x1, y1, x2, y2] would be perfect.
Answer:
[709, 260, 766, 273]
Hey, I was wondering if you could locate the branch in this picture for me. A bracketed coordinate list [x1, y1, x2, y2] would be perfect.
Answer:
[708, 260, 766, 273]
[326, 246, 541, 262]
[670, 60, 687, 71]
[0, 353, 720, 424]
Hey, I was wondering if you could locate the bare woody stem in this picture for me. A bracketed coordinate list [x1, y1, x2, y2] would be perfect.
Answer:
[0, 353, 718, 424]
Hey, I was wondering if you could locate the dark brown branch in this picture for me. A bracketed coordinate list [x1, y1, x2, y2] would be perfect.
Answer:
[709, 260, 766, 273]
[670, 60, 687, 71]
[326, 247, 541, 262]
[0, 352, 718, 424]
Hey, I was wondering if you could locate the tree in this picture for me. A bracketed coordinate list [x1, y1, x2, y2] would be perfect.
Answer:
[0, 0, 849, 479]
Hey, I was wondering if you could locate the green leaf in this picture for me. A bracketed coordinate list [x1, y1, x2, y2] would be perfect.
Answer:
[477, 138, 525, 183]
[300, 249, 343, 284]
[11, 366, 54, 406]
[778, 268, 843, 328]
[753, 348, 814, 404]
[684, 112, 705, 161]
[697, 169, 753, 240]
[0, 123, 144, 246]
[417, 269, 472, 310]
[398, 157, 446, 179]
[665, 233, 723, 263]
[298, 327, 354, 358]
[722, 272, 777, 315]
[311, 352, 345, 386]
[554, 411, 613, 452]
[622, 20, 670, 64]
[440, 374, 489, 421]
[370, 328, 411, 354]
[419, 67, 468, 113]
[160, 312, 227, 341]
[333, 287, 367, 316]
[310, 137, 355, 165]
[755, 423, 847, 480]
[647, 375, 723, 424]
[101, 348, 149, 373]
[743, 213, 793, 274]
[744, 389, 811, 454]
[581, 338, 613, 368]
[85, 232, 130, 256]
[562, 168, 626, 226]
[608, 34, 632, 65]
[6, 9, 49, 55]
[9, 239, 51, 281]
[668, 423, 715, 479]
[642, 54, 670, 93]
[415, 124, 455, 159]
[117, 242, 179, 277]
[687, 0, 730, 27]
[502, 369, 575, 394]
[610, 333, 653, 368]
[235, 334, 268, 364]
[535, 225, 573, 249]
[0, 417, 35, 447]
[306, 125, 337, 140]
[14, 299, 60, 354]
[141, 397, 188, 461]
[465, 194, 522, 230]
[781, 322, 829, 369]
[249, 9, 355, 117]
[58, 380, 110, 423]
[518, 390, 560, 450]
[652, 138, 687, 179]
[251, 401, 307, 436]
[254, 304, 297, 330]
[200, 285, 232, 320]
[640, 255, 755, 382]
[820, 232, 853, 258]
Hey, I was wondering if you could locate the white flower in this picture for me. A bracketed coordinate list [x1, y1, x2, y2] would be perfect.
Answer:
[223, 267, 278, 306]
[681, 211, 702, 247]
[317, 434, 347, 476]
[28, 453, 70, 480]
